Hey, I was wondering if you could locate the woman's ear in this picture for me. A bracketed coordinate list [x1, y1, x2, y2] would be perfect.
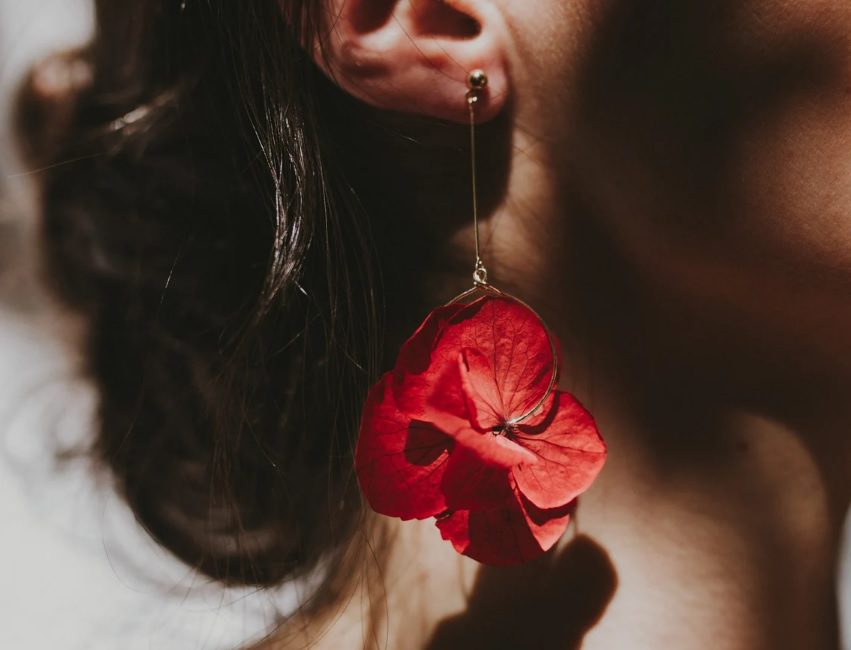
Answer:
[311, 0, 509, 123]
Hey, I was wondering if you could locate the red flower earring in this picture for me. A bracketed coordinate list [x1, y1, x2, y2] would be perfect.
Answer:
[355, 71, 607, 566]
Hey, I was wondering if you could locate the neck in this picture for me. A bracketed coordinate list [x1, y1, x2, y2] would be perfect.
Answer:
[272, 122, 851, 650]
[472, 130, 850, 648]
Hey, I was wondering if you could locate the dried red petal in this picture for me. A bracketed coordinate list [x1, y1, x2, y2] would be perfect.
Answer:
[395, 297, 555, 427]
[511, 392, 607, 510]
[435, 488, 573, 566]
[436, 503, 542, 566]
[452, 427, 538, 468]
[440, 446, 515, 511]
[355, 375, 453, 520]
[464, 298, 555, 422]
[356, 292, 607, 566]
[392, 300, 480, 421]
[458, 348, 503, 431]
[518, 494, 576, 552]
[395, 302, 469, 374]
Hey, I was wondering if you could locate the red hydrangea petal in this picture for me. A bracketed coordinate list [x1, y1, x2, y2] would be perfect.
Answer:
[458, 349, 504, 431]
[435, 488, 573, 566]
[436, 503, 541, 566]
[440, 446, 515, 511]
[511, 391, 607, 510]
[393, 299, 485, 420]
[512, 389, 557, 428]
[394, 297, 555, 426]
[518, 493, 575, 552]
[461, 298, 555, 422]
[419, 358, 479, 438]
[355, 374, 452, 520]
[395, 302, 470, 376]
[453, 427, 538, 468]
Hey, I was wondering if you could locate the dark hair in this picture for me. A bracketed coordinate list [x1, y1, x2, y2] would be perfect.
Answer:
[15, 0, 463, 610]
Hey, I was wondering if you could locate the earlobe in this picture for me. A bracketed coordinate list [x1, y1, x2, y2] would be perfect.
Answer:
[313, 0, 509, 123]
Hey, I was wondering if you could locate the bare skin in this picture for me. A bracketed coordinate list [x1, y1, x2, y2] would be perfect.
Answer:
[273, 1, 851, 648]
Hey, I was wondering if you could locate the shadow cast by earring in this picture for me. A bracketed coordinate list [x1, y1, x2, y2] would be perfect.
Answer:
[425, 534, 618, 650]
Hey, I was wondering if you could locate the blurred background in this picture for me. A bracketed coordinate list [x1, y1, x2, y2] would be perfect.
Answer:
[0, 0, 91, 305]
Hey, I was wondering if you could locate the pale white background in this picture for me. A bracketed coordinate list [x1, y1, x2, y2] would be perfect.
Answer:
[0, 2, 849, 649]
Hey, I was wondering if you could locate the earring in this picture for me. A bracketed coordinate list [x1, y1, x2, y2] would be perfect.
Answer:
[355, 71, 607, 566]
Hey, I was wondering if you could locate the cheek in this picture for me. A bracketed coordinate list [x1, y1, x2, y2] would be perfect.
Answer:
[732, 98, 851, 278]
[567, 0, 851, 319]
[499, 0, 587, 119]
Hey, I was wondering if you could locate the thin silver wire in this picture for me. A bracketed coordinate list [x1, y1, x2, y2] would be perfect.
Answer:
[469, 94, 480, 266]
[467, 90, 487, 286]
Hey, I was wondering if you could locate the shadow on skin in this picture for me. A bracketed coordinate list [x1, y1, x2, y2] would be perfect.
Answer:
[425, 534, 617, 650]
